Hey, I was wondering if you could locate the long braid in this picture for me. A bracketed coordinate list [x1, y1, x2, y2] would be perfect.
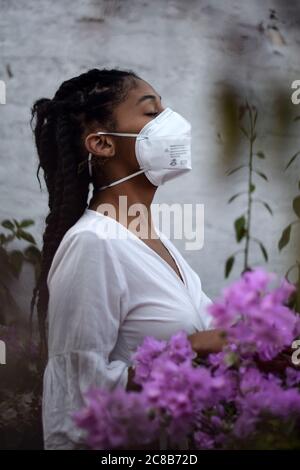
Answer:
[30, 68, 141, 368]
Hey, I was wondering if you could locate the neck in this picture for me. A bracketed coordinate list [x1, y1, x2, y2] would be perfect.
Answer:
[88, 172, 157, 233]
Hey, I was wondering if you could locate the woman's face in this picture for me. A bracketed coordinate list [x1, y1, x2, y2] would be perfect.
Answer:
[113, 78, 164, 135]
[85, 78, 165, 177]
[111, 78, 165, 171]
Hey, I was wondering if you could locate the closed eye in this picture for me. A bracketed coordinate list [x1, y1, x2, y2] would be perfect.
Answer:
[145, 112, 159, 116]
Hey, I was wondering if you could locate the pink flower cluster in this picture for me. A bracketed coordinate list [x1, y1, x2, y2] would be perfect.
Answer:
[73, 268, 300, 450]
[209, 268, 300, 360]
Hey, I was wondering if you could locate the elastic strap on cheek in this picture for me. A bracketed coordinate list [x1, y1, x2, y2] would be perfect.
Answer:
[97, 168, 146, 191]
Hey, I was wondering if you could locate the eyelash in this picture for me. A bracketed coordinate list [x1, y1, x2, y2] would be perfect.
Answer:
[145, 112, 159, 116]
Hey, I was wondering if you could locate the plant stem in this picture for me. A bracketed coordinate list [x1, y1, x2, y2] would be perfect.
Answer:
[159, 426, 168, 450]
[244, 105, 255, 271]
[297, 261, 300, 313]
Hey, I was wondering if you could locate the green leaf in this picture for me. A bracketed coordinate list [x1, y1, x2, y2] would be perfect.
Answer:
[0, 246, 11, 272]
[253, 109, 258, 127]
[250, 183, 256, 193]
[293, 195, 300, 218]
[1, 220, 14, 231]
[13, 218, 20, 228]
[256, 151, 265, 159]
[226, 165, 247, 176]
[258, 241, 268, 262]
[262, 201, 273, 215]
[240, 127, 249, 139]
[228, 193, 244, 204]
[24, 245, 41, 264]
[285, 151, 300, 170]
[20, 219, 34, 228]
[18, 230, 36, 245]
[234, 215, 247, 242]
[255, 200, 273, 215]
[254, 169, 268, 181]
[0, 233, 14, 246]
[278, 224, 291, 251]
[225, 256, 235, 278]
[9, 250, 24, 278]
[224, 351, 239, 367]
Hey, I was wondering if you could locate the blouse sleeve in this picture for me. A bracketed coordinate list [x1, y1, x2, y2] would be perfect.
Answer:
[199, 290, 214, 330]
[42, 230, 130, 450]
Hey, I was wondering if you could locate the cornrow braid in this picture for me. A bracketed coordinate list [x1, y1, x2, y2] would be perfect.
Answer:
[30, 68, 141, 368]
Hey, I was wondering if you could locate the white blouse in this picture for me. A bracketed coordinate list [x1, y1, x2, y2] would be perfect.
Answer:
[42, 208, 213, 449]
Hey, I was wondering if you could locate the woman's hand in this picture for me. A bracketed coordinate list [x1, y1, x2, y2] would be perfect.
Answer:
[187, 329, 227, 357]
[126, 366, 142, 392]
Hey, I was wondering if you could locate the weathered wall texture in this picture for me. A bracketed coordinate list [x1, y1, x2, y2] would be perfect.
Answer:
[1, 0, 300, 311]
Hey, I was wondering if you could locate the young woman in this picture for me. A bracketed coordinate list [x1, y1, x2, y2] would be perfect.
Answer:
[30, 68, 225, 450]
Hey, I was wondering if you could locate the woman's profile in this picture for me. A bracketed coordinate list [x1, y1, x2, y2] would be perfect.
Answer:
[30, 68, 225, 450]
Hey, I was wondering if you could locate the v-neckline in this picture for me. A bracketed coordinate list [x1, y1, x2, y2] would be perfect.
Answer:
[85, 208, 188, 290]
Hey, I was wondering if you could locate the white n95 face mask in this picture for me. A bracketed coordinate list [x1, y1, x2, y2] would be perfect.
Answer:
[88, 106, 192, 190]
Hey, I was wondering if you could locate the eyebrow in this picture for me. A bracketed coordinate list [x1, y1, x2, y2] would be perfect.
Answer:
[136, 94, 162, 105]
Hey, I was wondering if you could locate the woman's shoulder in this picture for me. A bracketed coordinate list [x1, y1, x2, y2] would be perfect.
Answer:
[52, 208, 139, 267]
[47, 210, 128, 288]
[66, 208, 121, 239]
[57, 209, 125, 249]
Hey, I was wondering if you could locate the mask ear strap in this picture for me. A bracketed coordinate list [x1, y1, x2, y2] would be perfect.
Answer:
[96, 131, 140, 137]
[97, 169, 146, 191]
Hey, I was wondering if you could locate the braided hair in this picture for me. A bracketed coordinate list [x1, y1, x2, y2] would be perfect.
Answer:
[30, 68, 141, 367]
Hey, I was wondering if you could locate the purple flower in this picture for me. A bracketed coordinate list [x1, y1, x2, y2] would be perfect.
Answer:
[73, 387, 159, 449]
[286, 367, 300, 387]
[232, 367, 300, 439]
[131, 336, 167, 385]
[73, 268, 300, 450]
[208, 267, 298, 360]
[132, 330, 197, 387]
[193, 430, 215, 449]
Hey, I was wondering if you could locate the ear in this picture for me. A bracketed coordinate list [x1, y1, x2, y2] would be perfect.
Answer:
[84, 133, 116, 159]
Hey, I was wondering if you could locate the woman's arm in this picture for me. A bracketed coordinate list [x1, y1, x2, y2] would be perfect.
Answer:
[43, 231, 131, 449]
[126, 366, 142, 392]
[126, 330, 227, 393]
[187, 329, 227, 357]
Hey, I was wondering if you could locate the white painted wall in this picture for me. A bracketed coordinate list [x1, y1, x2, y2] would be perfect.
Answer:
[1, 0, 300, 313]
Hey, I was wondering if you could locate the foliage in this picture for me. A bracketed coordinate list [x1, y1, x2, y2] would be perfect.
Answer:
[225, 101, 271, 278]
[0, 324, 43, 449]
[0, 217, 43, 449]
[0, 218, 41, 324]
[278, 114, 300, 312]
